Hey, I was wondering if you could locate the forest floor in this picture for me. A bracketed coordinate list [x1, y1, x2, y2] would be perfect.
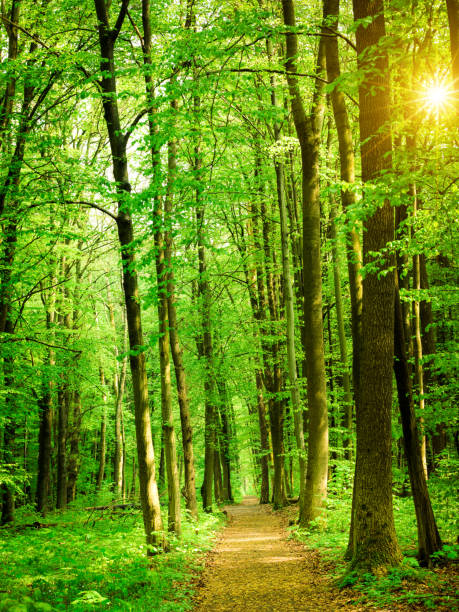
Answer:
[192, 497, 458, 612]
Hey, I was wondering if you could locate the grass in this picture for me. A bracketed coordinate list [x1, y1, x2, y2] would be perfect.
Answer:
[0, 503, 224, 612]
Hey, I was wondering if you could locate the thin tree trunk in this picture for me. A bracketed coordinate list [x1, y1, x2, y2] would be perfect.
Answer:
[36, 285, 56, 514]
[96, 368, 107, 491]
[66, 392, 81, 503]
[267, 37, 306, 517]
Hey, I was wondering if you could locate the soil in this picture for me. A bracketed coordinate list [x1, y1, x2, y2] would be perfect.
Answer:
[192, 496, 363, 612]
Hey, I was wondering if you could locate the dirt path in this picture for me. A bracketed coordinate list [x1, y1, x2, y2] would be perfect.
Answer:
[193, 496, 360, 612]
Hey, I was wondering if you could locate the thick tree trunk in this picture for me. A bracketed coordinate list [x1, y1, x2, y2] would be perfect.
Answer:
[282, 0, 328, 524]
[94, 0, 164, 551]
[350, 0, 402, 571]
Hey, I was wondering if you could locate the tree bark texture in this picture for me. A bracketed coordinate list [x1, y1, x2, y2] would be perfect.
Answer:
[282, 0, 329, 524]
[351, 0, 402, 570]
[94, 0, 164, 550]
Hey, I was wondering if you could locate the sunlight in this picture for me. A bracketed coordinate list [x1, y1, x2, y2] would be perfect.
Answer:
[419, 77, 453, 114]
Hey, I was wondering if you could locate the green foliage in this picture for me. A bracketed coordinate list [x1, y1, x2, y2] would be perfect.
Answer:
[0, 507, 223, 612]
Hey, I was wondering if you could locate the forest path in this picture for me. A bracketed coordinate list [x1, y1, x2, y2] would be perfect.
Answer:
[192, 496, 360, 612]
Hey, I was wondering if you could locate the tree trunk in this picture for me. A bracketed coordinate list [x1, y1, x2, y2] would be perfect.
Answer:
[394, 278, 442, 567]
[350, 0, 402, 571]
[282, 0, 329, 524]
[323, 0, 362, 412]
[66, 392, 81, 503]
[36, 291, 56, 515]
[267, 37, 306, 518]
[446, 0, 459, 112]
[96, 368, 107, 491]
[94, 0, 164, 551]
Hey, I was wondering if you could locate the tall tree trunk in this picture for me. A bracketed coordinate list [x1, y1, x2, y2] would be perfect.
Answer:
[267, 37, 306, 518]
[282, 0, 329, 524]
[350, 0, 402, 570]
[330, 205, 353, 457]
[94, 0, 164, 551]
[394, 278, 442, 567]
[446, 0, 459, 112]
[96, 368, 107, 491]
[155, 190, 181, 534]
[196, 199, 216, 512]
[36, 285, 56, 514]
[323, 0, 362, 411]
[163, 102, 198, 521]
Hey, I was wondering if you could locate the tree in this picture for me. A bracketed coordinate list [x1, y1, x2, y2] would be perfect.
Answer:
[350, 0, 402, 571]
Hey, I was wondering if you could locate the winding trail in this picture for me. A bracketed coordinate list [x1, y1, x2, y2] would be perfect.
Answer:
[193, 496, 359, 612]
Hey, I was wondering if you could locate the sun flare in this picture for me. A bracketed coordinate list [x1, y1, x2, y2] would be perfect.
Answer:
[420, 77, 453, 114]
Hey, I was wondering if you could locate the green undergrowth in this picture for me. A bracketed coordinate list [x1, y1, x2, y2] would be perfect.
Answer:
[0, 504, 224, 612]
[288, 460, 459, 610]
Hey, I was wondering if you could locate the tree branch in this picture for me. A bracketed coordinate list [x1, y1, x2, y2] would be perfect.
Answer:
[111, 0, 130, 42]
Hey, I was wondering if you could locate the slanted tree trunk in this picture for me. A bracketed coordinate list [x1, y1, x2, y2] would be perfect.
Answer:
[282, 0, 328, 524]
[94, 0, 164, 551]
[394, 277, 442, 567]
[350, 0, 402, 571]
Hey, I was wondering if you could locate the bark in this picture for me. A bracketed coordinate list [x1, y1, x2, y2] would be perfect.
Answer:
[323, 0, 362, 411]
[66, 392, 81, 503]
[394, 278, 442, 567]
[0, 0, 20, 151]
[140, 0, 197, 523]
[56, 379, 68, 510]
[94, 0, 164, 550]
[330, 205, 353, 457]
[350, 0, 402, 570]
[196, 200, 216, 512]
[217, 380, 234, 502]
[96, 368, 107, 491]
[155, 186, 181, 534]
[1, 412, 15, 524]
[36, 289, 56, 514]
[446, 0, 459, 112]
[237, 200, 270, 504]
[267, 37, 306, 517]
[259, 178, 285, 510]
[419, 257, 446, 461]
[107, 280, 127, 498]
[282, 0, 329, 524]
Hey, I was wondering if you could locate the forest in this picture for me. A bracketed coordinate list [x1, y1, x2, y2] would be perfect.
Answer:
[0, 0, 458, 610]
